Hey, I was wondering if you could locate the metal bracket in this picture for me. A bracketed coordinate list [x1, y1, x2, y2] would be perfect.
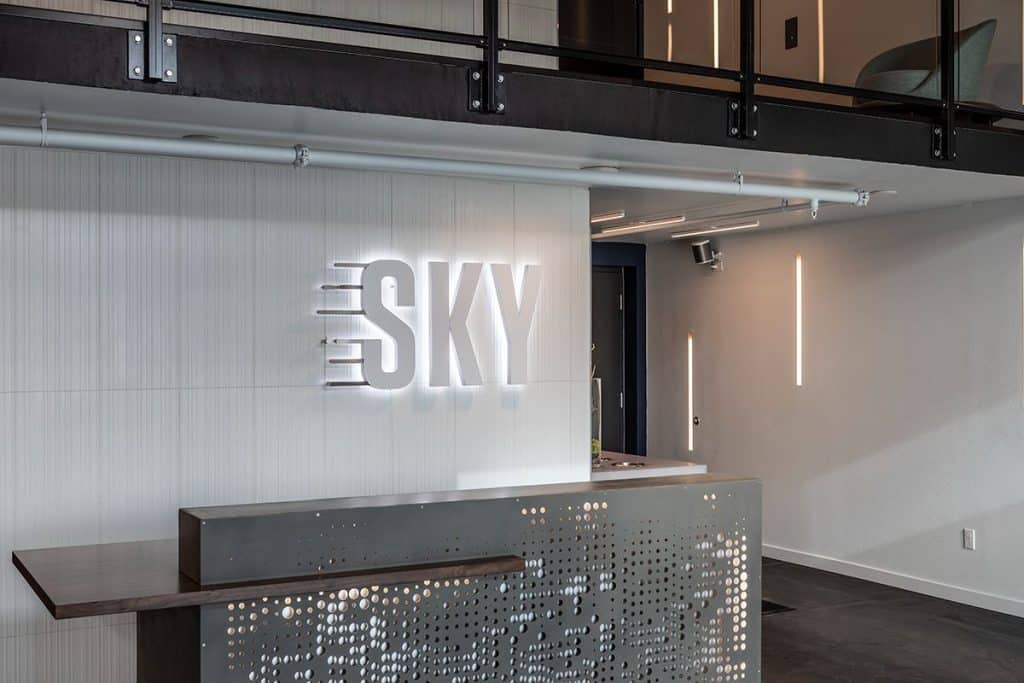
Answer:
[293, 144, 311, 168]
[727, 99, 741, 138]
[727, 99, 757, 139]
[932, 123, 957, 161]
[128, 30, 178, 82]
[468, 67, 506, 114]
[469, 0, 505, 115]
[127, 0, 177, 83]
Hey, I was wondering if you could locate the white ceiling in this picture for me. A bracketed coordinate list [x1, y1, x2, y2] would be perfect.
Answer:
[2, 77, 1023, 242]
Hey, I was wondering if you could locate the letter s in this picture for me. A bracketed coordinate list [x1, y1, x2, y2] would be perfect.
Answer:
[361, 259, 416, 390]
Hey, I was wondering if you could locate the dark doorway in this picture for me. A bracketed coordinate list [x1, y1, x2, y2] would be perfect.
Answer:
[558, 0, 644, 79]
[592, 243, 646, 455]
[592, 266, 626, 452]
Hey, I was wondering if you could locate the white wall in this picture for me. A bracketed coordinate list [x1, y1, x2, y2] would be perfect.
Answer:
[648, 197, 1024, 616]
[0, 146, 591, 681]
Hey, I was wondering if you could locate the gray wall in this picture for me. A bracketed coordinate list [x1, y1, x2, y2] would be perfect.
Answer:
[648, 197, 1024, 616]
[0, 146, 591, 680]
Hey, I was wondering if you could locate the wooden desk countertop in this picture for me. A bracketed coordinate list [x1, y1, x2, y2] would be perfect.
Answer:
[13, 540, 523, 620]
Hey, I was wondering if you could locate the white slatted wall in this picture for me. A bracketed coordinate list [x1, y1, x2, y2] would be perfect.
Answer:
[0, 146, 591, 681]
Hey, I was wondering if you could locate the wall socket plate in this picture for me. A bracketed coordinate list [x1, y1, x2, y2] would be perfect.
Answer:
[785, 16, 799, 50]
[963, 528, 977, 551]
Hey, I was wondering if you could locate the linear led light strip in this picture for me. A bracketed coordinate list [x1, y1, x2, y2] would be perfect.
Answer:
[667, 0, 673, 61]
[670, 220, 759, 240]
[817, 0, 825, 83]
[594, 197, 843, 241]
[796, 254, 803, 387]
[687, 332, 695, 453]
[597, 215, 688, 238]
[713, 0, 720, 69]
[590, 210, 626, 224]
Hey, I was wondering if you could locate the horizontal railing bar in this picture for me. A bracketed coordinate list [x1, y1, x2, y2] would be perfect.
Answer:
[115, 0, 487, 47]
[328, 358, 364, 365]
[321, 284, 362, 290]
[756, 74, 943, 109]
[317, 309, 366, 316]
[501, 39, 742, 81]
[326, 380, 370, 387]
[956, 102, 1024, 123]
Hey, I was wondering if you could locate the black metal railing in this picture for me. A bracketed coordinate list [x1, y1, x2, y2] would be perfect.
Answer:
[63, 0, 1024, 148]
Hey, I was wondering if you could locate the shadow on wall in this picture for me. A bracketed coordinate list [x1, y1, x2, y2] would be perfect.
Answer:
[646, 196, 1024, 607]
[842, 498, 1024, 615]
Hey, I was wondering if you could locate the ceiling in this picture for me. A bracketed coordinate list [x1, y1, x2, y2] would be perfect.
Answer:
[2, 77, 1024, 242]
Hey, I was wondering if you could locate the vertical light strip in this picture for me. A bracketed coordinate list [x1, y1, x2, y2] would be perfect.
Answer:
[1021, 241, 1024, 405]
[817, 0, 825, 83]
[1021, 1, 1023, 105]
[713, 0, 720, 68]
[667, 0, 673, 61]
[687, 332, 695, 452]
[796, 254, 804, 387]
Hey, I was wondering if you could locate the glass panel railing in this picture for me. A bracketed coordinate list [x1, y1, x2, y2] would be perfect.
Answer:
[646, 0, 740, 70]
[1, 0, 485, 61]
[499, 0, 560, 69]
[167, 0, 484, 60]
[1, 0, 142, 20]
[499, 0, 740, 90]
[955, 1, 1024, 128]
[644, 0, 741, 90]
[757, 0, 941, 108]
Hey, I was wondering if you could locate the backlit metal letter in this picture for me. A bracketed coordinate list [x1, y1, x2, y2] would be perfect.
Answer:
[361, 259, 416, 390]
[491, 264, 543, 385]
[429, 262, 484, 386]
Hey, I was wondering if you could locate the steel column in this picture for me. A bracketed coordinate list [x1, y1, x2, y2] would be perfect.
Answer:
[732, 0, 758, 139]
[471, 0, 505, 114]
[938, 0, 957, 160]
[145, 0, 163, 80]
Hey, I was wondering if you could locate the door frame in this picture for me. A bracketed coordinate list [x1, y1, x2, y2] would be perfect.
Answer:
[592, 242, 647, 455]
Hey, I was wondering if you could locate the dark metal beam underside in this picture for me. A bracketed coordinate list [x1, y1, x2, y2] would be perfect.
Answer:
[2, 7, 1024, 177]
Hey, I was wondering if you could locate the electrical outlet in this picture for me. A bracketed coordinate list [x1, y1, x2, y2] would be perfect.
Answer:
[785, 16, 799, 49]
[963, 528, 976, 551]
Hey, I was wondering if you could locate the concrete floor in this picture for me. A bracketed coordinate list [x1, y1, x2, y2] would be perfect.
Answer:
[762, 558, 1024, 682]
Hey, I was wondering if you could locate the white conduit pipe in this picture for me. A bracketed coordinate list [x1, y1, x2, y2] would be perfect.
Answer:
[0, 123, 871, 206]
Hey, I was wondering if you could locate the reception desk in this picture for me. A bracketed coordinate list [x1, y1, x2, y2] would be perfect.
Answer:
[13, 474, 761, 682]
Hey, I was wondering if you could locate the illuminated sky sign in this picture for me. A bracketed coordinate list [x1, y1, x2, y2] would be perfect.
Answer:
[321, 260, 542, 390]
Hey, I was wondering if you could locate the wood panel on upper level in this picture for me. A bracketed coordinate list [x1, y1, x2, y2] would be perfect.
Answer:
[11, 540, 524, 619]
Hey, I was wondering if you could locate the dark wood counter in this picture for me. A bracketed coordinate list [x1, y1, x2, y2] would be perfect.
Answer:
[12, 539, 523, 620]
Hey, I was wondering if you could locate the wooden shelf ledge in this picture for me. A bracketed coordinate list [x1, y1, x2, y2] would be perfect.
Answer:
[12, 540, 524, 620]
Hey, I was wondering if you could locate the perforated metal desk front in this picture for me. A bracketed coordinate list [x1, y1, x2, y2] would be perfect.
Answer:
[184, 476, 761, 682]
